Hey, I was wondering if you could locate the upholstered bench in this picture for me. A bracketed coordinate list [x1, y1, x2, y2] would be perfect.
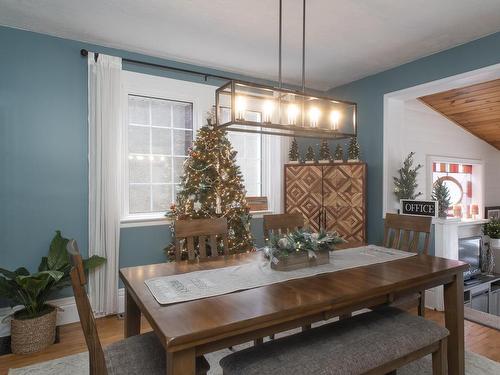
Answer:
[220, 307, 448, 375]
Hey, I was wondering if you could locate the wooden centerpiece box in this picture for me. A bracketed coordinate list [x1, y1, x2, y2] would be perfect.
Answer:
[267, 229, 344, 271]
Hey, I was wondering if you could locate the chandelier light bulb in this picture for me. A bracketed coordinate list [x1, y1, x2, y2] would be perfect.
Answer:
[309, 107, 321, 127]
[263, 100, 274, 123]
[236, 96, 247, 120]
[287, 104, 299, 125]
[330, 110, 341, 131]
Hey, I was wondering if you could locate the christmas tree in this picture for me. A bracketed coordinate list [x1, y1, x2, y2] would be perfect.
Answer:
[305, 145, 316, 162]
[319, 139, 331, 161]
[334, 144, 344, 161]
[393, 152, 423, 200]
[347, 136, 360, 161]
[432, 178, 451, 218]
[289, 138, 299, 162]
[166, 114, 253, 260]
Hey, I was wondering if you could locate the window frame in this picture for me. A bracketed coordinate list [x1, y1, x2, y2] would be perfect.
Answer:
[121, 71, 275, 228]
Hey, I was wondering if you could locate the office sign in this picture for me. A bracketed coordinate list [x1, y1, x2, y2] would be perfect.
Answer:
[400, 200, 438, 218]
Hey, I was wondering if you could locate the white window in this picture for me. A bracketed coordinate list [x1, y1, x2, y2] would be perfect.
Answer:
[126, 95, 193, 216]
[122, 71, 282, 225]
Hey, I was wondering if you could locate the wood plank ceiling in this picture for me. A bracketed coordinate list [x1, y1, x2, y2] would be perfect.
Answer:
[419, 79, 500, 150]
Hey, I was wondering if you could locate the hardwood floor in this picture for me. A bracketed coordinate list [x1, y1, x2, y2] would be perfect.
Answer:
[0, 309, 498, 374]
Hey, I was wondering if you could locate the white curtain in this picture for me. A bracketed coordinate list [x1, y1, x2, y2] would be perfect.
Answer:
[263, 135, 289, 214]
[88, 53, 122, 316]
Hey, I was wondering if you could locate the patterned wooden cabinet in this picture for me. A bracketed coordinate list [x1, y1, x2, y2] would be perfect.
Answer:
[285, 162, 366, 247]
[285, 165, 323, 232]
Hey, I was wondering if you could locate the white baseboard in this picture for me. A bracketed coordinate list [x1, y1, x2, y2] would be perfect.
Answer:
[0, 289, 126, 337]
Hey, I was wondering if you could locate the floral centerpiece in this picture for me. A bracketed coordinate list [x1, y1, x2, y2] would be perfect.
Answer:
[266, 228, 345, 271]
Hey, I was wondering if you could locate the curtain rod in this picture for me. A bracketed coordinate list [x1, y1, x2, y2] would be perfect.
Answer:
[80, 49, 231, 82]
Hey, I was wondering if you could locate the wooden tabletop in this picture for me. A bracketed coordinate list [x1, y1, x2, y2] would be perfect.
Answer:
[120, 252, 468, 351]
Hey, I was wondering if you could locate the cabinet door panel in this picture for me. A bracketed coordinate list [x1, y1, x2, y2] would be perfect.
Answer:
[285, 165, 322, 232]
[323, 164, 366, 246]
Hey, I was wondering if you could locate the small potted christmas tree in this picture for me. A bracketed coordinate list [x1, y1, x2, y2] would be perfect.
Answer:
[432, 178, 451, 218]
[393, 152, 422, 212]
[318, 139, 331, 163]
[305, 146, 316, 164]
[288, 138, 300, 164]
[347, 136, 360, 162]
[333, 144, 344, 163]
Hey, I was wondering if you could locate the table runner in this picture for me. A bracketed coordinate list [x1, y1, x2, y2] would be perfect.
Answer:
[145, 245, 416, 305]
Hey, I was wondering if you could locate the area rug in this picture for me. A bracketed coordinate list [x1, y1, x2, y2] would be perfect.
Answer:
[464, 307, 500, 331]
[9, 347, 500, 375]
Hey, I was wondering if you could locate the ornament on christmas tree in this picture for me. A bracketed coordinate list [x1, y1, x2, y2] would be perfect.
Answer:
[334, 144, 344, 163]
[393, 152, 423, 201]
[305, 146, 316, 164]
[165, 115, 253, 260]
[319, 139, 331, 163]
[193, 200, 202, 212]
[432, 178, 451, 218]
[347, 136, 360, 162]
[289, 138, 299, 164]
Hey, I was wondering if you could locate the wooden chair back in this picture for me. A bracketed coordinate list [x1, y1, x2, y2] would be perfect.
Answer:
[383, 213, 432, 254]
[67, 240, 107, 375]
[174, 217, 229, 261]
[263, 213, 305, 239]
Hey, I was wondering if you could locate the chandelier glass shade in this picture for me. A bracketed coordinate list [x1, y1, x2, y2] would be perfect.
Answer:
[215, 80, 357, 139]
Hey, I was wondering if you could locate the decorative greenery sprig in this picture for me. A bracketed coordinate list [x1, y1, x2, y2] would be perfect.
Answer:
[267, 228, 345, 258]
[393, 152, 422, 200]
[483, 218, 500, 239]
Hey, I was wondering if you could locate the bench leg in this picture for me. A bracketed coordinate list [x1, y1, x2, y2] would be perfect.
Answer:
[302, 324, 312, 332]
[418, 290, 426, 317]
[385, 371, 397, 375]
[432, 338, 447, 375]
[339, 313, 352, 320]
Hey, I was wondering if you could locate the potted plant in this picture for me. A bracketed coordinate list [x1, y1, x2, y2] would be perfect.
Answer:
[347, 136, 361, 162]
[484, 218, 500, 248]
[288, 138, 300, 164]
[0, 231, 105, 354]
[393, 152, 422, 212]
[333, 144, 344, 163]
[266, 228, 345, 271]
[432, 178, 451, 219]
[318, 139, 331, 164]
[305, 146, 316, 164]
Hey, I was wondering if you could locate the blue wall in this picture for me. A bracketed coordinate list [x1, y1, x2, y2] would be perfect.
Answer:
[0, 26, 270, 300]
[325, 32, 500, 246]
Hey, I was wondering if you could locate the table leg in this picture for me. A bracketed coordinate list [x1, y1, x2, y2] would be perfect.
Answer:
[124, 288, 141, 338]
[443, 272, 464, 375]
[166, 348, 196, 375]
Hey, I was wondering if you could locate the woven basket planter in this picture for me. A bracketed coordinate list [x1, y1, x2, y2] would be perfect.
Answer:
[11, 307, 57, 354]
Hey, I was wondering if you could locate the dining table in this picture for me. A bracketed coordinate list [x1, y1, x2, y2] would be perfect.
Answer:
[119, 250, 468, 375]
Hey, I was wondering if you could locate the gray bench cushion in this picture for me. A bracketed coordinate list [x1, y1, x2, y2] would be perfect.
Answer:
[220, 307, 448, 375]
[104, 331, 209, 375]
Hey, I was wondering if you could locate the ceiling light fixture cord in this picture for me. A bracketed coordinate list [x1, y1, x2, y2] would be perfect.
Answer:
[302, 0, 306, 93]
[279, 0, 282, 89]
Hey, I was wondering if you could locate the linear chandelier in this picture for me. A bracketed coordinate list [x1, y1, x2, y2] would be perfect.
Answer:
[215, 0, 357, 139]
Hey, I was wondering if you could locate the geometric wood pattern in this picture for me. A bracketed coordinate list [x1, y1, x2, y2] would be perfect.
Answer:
[285, 162, 366, 246]
[284, 165, 322, 232]
[419, 79, 500, 150]
[323, 163, 366, 247]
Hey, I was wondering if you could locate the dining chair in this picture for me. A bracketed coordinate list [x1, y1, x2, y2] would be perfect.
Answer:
[263, 213, 304, 240]
[174, 217, 229, 261]
[383, 213, 433, 317]
[67, 240, 209, 375]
